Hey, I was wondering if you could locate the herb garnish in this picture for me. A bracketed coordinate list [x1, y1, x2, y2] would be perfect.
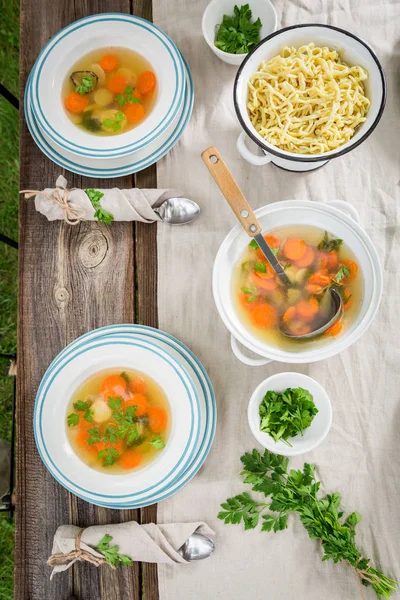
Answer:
[75, 74, 96, 95]
[219, 450, 397, 598]
[67, 413, 79, 427]
[85, 189, 114, 225]
[94, 534, 133, 567]
[102, 111, 126, 132]
[240, 286, 258, 303]
[215, 4, 262, 55]
[150, 435, 165, 450]
[254, 261, 267, 274]
[259, 387, 318, 446]
[317, 230, 343, 252]
[249, 238, 279, 256]
[333, 264, 350, 283]
[115, 86, 142, 108]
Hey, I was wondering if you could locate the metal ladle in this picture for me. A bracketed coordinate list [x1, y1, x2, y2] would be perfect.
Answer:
[154, 197, 200, 224]
[201, 146, 343, 340]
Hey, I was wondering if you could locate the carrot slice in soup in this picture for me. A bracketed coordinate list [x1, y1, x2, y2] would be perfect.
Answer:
[287, 322, 312, 336]
[107, 75, 127, 94]
[296, 298, 319, 320]
[65, 92, 89, 113]
[341, 260, 358, 282]
[125, 393, 147, 417]
[238, 292, 259, 311]
[137, 71, 156, 95]
[251, 303, 277, 328]
[124, 102, 145, 123]
[324, 320, 343, 336]
[120, 449, 142, 469]
[282, 306, 297, 324]
[100, 375, 127, 399]
[283, 239, 307, 261]
[320, 250, 338, 271]
[129, 376, 147, 394]
[305, 283, 324, 295]
[252, 272, 278, 291]
[294, 246, 315, 268]
[308, 272, 331, 287]
[100, 55, 118, 72]
[148, 406, 168, 433]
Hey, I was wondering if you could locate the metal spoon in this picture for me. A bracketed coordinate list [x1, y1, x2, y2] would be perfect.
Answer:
[154, 197, 200, 224]
[177, 532, 215, 561]
[201, 146, 343, 340]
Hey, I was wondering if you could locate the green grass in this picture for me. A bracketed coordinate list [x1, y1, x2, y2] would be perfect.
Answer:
[0, 0, 20, 597]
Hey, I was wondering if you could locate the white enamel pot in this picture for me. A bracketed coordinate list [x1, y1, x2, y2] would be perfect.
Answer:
[234, 24, 386, 172]
[213, 199, 382, 366]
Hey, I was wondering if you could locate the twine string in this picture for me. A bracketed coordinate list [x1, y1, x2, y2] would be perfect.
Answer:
[20, 187, 85, 225]
[47, 528, 116, 569]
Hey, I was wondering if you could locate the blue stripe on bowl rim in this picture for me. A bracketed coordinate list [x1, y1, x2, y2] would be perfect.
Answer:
[34, 337, 201, 502]
[36, 325, 216, 508]
[29, 13, 185, 157]
[24, 54, 194, 178]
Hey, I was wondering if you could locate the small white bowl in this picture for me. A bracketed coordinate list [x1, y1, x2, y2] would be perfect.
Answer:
[202, 0, 278, 66]
[248, 372, 332, 456]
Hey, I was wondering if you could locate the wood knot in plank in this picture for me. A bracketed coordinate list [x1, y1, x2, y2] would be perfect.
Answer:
[55, 287, 70, 306]
[78, 231, 108, 268]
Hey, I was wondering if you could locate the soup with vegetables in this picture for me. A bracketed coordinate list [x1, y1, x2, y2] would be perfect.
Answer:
[233, 226, 362, 350]
[66, 369, 170, 473]
[63, 48, 157, 135]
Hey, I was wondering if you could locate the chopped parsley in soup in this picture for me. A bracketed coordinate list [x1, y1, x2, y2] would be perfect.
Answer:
[66, 369, 169, 473]
[233, 226, 362, 350]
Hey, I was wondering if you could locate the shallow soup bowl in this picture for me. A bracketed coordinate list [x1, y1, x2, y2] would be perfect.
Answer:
[29, 13, 186, 159]
[234, 24, 386, 172]
[34, 335, 201, 507]
[213, 200, 382, 366]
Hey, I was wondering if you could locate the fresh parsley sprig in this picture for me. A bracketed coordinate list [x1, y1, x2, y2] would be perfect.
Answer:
[318, 230, 343, 252]
[94, 534, 133, 567]
[115, 86, 142, 108]
[102, 111, 126, 132]
[85, 189, 114, 225]
[215, 4, 262, 55]
[333, 264, 351, 283]
[259, 387, 318, 446]
[219, 450, 397, 598]
[75, 74, 96, 95]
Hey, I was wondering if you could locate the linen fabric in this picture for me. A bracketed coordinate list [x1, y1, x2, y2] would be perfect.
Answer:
[154, 0, 400, 598]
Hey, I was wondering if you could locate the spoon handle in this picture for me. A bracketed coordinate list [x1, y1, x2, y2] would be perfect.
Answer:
[201, 146, 262, 237]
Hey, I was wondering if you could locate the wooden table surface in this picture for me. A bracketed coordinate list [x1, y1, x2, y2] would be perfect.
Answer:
[16, 1, 159, 598]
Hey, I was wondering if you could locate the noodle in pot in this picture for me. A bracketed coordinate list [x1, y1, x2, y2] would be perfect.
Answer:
[247, 43, 370, 154]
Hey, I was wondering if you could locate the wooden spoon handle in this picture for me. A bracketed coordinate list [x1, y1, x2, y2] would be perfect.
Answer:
[201, 146, 262, 237]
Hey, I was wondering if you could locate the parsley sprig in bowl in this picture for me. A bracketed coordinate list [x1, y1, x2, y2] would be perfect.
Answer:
[248, 373, 332, 456]
[202, 0, 277, 66]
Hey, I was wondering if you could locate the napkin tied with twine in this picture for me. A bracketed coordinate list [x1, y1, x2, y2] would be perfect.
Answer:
[48, 521, 214, 579]
[21, 175, 182, 224]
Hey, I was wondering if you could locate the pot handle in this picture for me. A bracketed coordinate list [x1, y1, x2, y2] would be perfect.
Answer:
[237, 131, 273, 166]
[231, 334, 272, 366]
[326, 200, 361, 224]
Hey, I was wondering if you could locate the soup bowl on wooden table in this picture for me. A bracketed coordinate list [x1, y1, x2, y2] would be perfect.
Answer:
[29, 13, 186, 159]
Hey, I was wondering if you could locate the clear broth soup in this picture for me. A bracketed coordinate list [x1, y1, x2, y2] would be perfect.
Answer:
[233, 225, 363, 351]
[62, 47, 158, 136]
[66, 368, 170, 474]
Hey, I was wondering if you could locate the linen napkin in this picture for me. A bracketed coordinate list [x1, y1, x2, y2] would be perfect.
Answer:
[48, 521, 214, 579]
[21, 175, 182, 224]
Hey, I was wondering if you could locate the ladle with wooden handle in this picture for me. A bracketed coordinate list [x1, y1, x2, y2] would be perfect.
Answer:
[201, 146, 343, 340]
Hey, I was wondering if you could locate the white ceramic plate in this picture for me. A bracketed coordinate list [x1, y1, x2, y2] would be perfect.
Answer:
[248, 372, 332, 456]
[24, 55, 194, 177]
[34, 326, 216, 508]
[34, 335, 201, 505]
[29, 13, 185, 158]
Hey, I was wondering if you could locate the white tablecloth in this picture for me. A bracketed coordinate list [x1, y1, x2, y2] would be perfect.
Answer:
[154, 1, 400, 598]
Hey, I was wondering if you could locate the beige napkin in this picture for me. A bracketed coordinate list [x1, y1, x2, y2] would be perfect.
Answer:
[48, 521, 214, 579]
[24, 174, 182, 223]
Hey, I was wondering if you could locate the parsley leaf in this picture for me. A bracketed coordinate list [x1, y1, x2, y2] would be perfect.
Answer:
[87, 427, 101, 446]
[75, 74, 96, 95]
[150, 435, 165, 450]
[317, 230, 343, 252]
[101, 111, 126, 132]
[83, 408, 94, 423]
[98, 447, 119, 466]
[73, 400, 90, 412]
[254, 261, 267, 274]
[108, 397, 122, 410]
[115, 85, 142, 108]
[94, 534, 133, 567]
[219, 450, 398, 598]
[67, 413, 79, 427]
[259, 387, 318, 446]
[215, 4, 262, 55]
[333, 264, 350, 283]
[85, 189, 114, 225]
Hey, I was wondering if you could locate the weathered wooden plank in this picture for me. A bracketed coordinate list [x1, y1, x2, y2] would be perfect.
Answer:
[16, 0, 158, 598]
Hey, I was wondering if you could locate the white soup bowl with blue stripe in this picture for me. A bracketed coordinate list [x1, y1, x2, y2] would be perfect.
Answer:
[29, 13, 186, 158]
